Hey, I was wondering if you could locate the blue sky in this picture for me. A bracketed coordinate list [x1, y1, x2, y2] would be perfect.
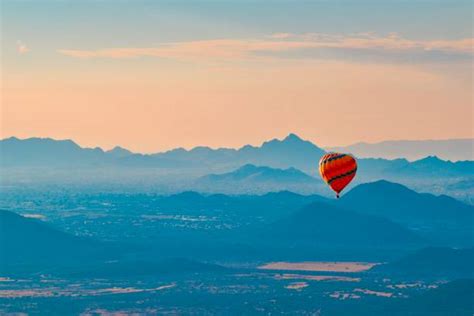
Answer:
[3, 0, 471, 54]
[2, 0, 473, 152]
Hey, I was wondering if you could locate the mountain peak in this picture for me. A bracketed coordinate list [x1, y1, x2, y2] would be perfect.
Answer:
[237, 163, 259, 171]
[107, 146, 133, 157]
[414, 155, 444, 163]
[1, 136, 19, 142]
[345, 180, 413, 196]
[262, 133, 323, 150]
[110, 145, 129, 151]
[200, 164, 314, 183]
[283, 133, 303, 142]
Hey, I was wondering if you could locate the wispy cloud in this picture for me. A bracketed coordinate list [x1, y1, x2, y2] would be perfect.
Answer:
[272, 32, 473, 54]
[58, 39, 319, 61]
[57, 33, 474, 62]
[16, 40, 30, 54]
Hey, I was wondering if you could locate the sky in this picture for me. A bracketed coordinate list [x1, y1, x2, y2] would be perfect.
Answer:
[1, 0, 473, 153]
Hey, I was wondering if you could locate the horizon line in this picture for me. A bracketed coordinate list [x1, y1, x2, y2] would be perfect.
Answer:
[1, 134, 473, 156]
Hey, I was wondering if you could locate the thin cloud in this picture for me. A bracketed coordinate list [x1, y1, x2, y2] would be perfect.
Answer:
[16, 40, 30, 54]
[57, 33, 474, 62]
[268, 32, 473, 54]
[58, 39, 318, 61]
[268, 33, 293, 39]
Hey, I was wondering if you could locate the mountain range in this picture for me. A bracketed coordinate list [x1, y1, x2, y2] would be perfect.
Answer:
[328, 138, 474, 161]
[200, 164, 315, 183]
[2, 179, 473, 269]
[2, 135, 472, 176]
[2, 134, 473, 201]
[194, 164, 322, 194]
[0, 134, 325, 171]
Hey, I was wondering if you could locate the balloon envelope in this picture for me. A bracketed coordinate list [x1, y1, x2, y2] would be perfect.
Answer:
[319, 153, 357, 198]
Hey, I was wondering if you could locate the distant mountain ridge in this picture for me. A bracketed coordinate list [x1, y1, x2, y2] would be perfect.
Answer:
[2, 134, 472, 171]
[120, 133, 327, 171]
[200, 164, 315, 182]
[328, 138, 474, 161]
[0, 134, 326, 171]
[194, 164, 322, 194]
[0, 137, 108, 166]
[395, 156, 474, 176]
[106, 146, 133, 158]
[2, 135, 473, 199]
[203, 164, 313, 181]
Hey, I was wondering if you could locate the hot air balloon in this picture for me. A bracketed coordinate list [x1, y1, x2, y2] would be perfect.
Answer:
[319, 153, 357, 198]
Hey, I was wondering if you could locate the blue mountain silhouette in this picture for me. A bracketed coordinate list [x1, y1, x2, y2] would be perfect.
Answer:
[0, 134, 326, 170]
[0, 137, 106, 166]
[373, 247, 474, 278]
[1, 135, 472, 180]
[340, 180, 474, 246]
[260, 200, 424, 248]
[341, 180, 473, 221]
[194, 164, 321, 194]
[106, 146, 133, 158]
[0, 210, 110, 269]
[328, 138, 474, 161]
[200, 164, 316, 182]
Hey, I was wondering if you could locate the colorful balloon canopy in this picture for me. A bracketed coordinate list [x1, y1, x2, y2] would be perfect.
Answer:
[319, 153, 357, 198]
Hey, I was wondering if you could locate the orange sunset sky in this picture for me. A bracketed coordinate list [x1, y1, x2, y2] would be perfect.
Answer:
[2, 1, 473, 153]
